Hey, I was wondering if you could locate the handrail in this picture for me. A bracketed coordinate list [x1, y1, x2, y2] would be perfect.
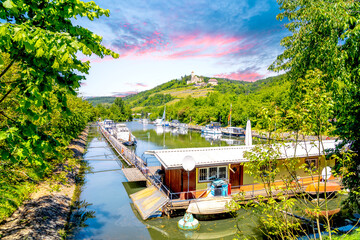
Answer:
[99, 122, 342, 202]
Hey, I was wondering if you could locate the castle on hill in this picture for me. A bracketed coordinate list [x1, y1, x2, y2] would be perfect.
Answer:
[187, 71, 203, 85]
[186, 71, 218, 86]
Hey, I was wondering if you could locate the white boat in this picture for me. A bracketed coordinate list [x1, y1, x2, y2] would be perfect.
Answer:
[201, 122, 222, 134]
[115, 123, 137, 146]
[169, 120, 180, 128]
[187, 197, 232, 215]
[221, 127, 245, 137]
[154, 118, 163, 126]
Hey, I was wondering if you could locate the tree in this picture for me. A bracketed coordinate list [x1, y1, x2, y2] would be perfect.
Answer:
[270, 0, 360, 212]
[0, 0, 118, 163]
[0, 0, 118, 219]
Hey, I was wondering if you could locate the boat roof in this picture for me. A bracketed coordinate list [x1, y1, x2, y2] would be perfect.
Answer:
[145, 140, 339, 170]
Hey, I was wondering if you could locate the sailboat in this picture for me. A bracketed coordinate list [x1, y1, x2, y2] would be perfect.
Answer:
[155, 106, 165, 126]
[154, 106, 169, 126]
[221, 104, 245, 137]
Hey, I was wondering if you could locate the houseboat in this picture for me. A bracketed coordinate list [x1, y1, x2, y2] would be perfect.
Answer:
[144, 139, 339, 203]
[221, 127, 245, 137]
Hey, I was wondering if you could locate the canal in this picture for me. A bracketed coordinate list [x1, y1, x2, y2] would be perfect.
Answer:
[70, 122, 263, 239]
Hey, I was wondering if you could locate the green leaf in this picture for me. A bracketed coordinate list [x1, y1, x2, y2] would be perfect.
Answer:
[2, 0, 14, 9]
[0, 131, 7, 141]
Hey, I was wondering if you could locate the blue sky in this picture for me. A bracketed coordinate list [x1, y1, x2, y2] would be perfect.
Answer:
[77, 0, 288, 97]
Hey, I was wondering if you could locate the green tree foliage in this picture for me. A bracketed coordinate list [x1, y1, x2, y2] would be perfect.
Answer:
[270, 0, 360, 212]
[124, 77, 188, 108]
[86, 96, 116, 106]
[227, 68, 345, 239]
[0, 0, 117, 220]
[92, 97, 132, 122]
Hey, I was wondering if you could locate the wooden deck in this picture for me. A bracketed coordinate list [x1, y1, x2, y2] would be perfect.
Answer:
[166, 177, 342, 212]
[122, 166, 160, 182]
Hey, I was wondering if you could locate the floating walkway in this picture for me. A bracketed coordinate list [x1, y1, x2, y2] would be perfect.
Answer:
[99, 123, 171, 220]
[122, 166, 160, 182]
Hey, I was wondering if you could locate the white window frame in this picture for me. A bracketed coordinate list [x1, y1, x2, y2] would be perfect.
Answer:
[198, 166, 228, 182]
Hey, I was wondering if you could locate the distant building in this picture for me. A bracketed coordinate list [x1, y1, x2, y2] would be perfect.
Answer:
[187, 71, 203, 85]
[208, 79, 218, 86]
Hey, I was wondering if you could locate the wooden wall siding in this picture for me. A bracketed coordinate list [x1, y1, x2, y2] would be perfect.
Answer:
[164, 169, 196, 193]
[182, 169, 196, 192]
[165, 169, 182, 193]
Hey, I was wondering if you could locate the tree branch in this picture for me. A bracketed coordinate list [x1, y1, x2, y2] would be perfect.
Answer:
[0, 59, 15, 79]
[0, 88, 13, 105]
[0, 110, 15, 122]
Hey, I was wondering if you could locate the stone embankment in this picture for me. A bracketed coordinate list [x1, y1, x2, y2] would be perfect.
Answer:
[0, 128, 88, 240]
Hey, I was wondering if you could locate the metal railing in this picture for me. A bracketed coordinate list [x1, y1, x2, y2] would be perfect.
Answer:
[99, 123, 342, 203]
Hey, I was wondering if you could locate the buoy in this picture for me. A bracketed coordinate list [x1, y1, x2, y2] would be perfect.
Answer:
[178, 213, 200, 230]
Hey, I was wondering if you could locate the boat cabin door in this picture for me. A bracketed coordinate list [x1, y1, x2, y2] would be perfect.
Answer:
[229, 164, 243, 187]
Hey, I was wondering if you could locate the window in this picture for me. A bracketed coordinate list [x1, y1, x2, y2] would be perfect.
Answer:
[305, 158, 318, 170]
[198, 166, 228, 182]
[219, 167, 227, 178]
[199, 168, 207, 181]
[209, 167, 217, 179]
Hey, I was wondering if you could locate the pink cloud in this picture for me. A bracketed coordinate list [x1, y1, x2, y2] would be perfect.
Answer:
[162, 32, 250, 59]
[112, 91, 138, 97]
[125, 82, 149, 88]
[80, 55, 115, 64]
[214, 69, 265, 82]
[172, 33, 240, 48]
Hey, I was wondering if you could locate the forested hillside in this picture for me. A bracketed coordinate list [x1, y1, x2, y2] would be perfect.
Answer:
[87, 96, 116, 106]
[124, 74, 289, 127]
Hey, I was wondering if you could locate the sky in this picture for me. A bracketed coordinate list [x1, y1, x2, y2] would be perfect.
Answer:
[77, 0, 288, 97]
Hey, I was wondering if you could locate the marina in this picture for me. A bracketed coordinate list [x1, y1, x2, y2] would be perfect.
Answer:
[98, 120, 342, 220]
[70, 122, 345, 239]
[72, 123, 251, 239]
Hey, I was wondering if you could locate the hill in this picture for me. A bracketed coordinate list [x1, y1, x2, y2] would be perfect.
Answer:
[86, 96, 116, 106]
[86, 74, 289, 127]
[123, 74, 283, 110]
[123, 74, 289, 127]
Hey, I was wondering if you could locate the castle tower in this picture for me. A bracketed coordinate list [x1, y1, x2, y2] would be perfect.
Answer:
[191, 71, 195, 82]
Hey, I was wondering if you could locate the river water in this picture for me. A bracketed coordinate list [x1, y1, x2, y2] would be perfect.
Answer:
[69, 122, 343, 239]
[70, 122, 264, 239]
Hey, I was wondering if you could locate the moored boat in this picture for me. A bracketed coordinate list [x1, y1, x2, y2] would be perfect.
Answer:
[169, 119, 180, 128]
[201, 122, 222, 134]
[221, 127, 245, 137]
[115, 123, 137, 146]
